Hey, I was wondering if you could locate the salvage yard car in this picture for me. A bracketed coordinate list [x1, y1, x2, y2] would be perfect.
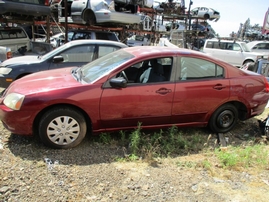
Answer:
[203, 39, 268, 67]
[241, 57, 269, 82]
[0, 46, 269, 149]
[0, 39, 127, 88]
[55, 0, 153, 25]
[246, 40, 269, 54]
[190, 7, 220, 22]
[0, 0, 51, 19]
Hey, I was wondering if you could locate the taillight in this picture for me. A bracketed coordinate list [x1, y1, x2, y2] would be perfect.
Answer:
[45, 0, 49, 5]
[264, 77, 269, 93]
[6, 48, 12, 59]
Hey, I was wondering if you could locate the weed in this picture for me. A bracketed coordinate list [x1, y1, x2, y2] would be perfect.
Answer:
[129, 122, 142, 156]
[215, 144, 269, 169]
[176, 161, 196, 168]
[99, 132, 112, 144]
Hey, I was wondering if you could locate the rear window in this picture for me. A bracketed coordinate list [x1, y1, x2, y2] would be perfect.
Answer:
[0, 28, 28, 39]
[96, 32, 119, 41]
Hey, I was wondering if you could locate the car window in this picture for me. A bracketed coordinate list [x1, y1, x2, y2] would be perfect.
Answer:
[261, 62, 269, 76]
[115, 57, 173, 84]
[180, 57, 224, 80]
[60, 45, 95, 62]
[82, 50, 134, 83]
[98, 45, 122, 58]
[96, 32, 116, 41]
[253, 43, 269, 50]
[0, 28, 27, 39]
[72, 32, 92, 40]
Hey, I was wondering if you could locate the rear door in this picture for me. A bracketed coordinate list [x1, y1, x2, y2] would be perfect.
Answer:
[171, 56, 230, 124]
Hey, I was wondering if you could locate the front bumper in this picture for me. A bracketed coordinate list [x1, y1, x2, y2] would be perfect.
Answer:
[0, 74, 15, 89]
[0, 103, 34, 135]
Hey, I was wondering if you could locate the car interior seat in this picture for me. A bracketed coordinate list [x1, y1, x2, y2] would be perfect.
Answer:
[140, 59, 166, 83]
[227, 45, 233, 50]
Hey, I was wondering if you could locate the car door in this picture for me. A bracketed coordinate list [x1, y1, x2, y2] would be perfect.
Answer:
[99, 57, 175, 129]
[48, 44, 96, 69]
[171, 56, 230, 125]
[224, 42, 244, 66]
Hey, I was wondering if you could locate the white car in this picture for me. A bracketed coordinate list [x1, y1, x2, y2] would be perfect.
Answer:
[127, 35, 151, 46]
[191, 7, 220, 22]
[246, 41, 269, 53]
[203, 39, 267, 67]
[56, 0, 153, 25]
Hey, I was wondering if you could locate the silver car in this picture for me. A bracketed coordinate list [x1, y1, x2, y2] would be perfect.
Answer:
[56, 0, 153, 25]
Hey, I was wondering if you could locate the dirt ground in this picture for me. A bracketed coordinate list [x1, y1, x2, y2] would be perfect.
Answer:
[1, 108, 269, 202]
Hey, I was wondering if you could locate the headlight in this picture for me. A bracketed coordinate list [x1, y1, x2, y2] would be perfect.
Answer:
[0, 67, 12, 75]
[3, 93, 25, 110]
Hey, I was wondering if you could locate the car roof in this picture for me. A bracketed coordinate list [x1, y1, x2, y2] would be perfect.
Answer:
[66, 39, 128, 47]
[121, 46, 206, 58]
[205, 39, 245, 43]
[246, 41, 269, 46]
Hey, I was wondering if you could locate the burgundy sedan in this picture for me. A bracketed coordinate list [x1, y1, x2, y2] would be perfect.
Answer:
[1, 46, 269, 149]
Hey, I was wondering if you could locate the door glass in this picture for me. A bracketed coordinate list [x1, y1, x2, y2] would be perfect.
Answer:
[60, 45, 95, 62]
[180, 57, 224, 80]
[98, 46, 121, 58]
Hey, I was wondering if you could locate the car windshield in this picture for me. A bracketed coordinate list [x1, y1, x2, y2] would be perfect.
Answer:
[241, 43, 251, 52]
[81, 50, 134, 83]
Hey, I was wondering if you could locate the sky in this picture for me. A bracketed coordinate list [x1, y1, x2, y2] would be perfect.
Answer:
[184, 0, 269, 37]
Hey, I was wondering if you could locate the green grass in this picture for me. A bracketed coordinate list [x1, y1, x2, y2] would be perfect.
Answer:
[94, 124, 269, 171]
[215, 144, 269, 169]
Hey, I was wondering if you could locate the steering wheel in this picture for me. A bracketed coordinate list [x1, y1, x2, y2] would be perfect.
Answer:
[119, 71, 128, 82]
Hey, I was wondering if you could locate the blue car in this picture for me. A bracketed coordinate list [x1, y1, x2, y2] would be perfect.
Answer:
[241, 58, 269, 82]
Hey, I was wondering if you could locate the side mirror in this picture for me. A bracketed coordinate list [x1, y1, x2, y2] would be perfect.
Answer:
[109, 77, 127, 88]
[52, 55, 64, 63]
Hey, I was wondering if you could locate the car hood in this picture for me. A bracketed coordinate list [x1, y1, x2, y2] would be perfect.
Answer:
[7, 67, 80, 94]
[0, 55, 41, 66]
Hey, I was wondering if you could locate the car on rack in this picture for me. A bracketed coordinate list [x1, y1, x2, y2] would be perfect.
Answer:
[127, 34, 151, 47]
[0, 0, 51, 20]
[246, 41, 269, 54]
[53, 0, 153, 25]
[203, 39, 268, 67]
[35, 29, 120, 48]
[0, 46, 269, 149]
[0, 39, 127, 88]
[190, 7, 220, 22]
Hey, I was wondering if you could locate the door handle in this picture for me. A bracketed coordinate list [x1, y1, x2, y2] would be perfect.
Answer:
[213, 84, 226, 90]
[156, 88, 172, 95]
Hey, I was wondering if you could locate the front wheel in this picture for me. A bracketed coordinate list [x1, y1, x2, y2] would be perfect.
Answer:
[39, 107, 87, 149]
[209, 104, 238, 133]
[243, 59, 254, 66]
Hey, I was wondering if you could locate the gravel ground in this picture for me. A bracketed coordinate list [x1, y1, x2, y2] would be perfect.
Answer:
[1, 110, 269, 201]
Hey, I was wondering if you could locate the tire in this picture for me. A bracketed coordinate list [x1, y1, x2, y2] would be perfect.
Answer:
[83, 10, 96, 26]
[204, 14, 210, 19]
[39, 107, 87, 149]
[243, 59, 254, 66]
[209, 104, 238, 133]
